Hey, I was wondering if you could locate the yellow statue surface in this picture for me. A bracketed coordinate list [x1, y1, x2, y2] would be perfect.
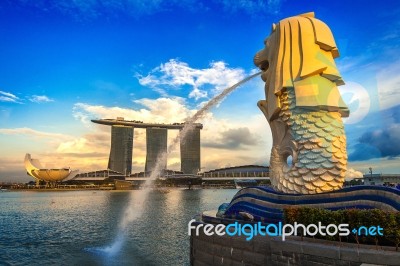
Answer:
[254, 12, 349, 194]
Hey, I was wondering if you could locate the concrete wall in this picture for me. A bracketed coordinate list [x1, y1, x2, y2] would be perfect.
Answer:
[108, 125, 133, 175]
[180, 127, 201, 174]
[190, 229, 400, 266]
[145, 127, 167, 172]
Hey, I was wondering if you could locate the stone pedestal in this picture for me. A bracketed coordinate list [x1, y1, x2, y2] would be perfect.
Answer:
[190, 216, 400, 266]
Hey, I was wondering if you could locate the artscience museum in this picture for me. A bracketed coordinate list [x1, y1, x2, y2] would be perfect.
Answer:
[24, 153, 79, 184]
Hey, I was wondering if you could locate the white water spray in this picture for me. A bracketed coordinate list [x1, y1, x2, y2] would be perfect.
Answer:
[87, 71, 261, 256]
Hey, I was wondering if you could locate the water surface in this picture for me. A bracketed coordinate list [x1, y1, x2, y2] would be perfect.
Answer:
[0, 189, 237, 265]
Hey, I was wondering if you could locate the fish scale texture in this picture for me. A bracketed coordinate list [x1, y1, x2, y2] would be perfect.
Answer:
[270, 88, 347, 194]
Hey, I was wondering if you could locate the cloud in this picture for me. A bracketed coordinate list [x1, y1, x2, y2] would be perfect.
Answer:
[348, 157, 400, 175]
[57, 137, 89, 153]
[71, 97, 271, 172]
[56, 132, 110, 154]
[71, 98, 199, 171]
[348, 143, 382, 161]
[0, 158, 23, 169]
[349, 123, 400, 161]
[377, 59, 400, 110]
[0, 58, 269, 177]
[1, 92, 54, 104]
[358, 124, 400, 156]
[0, 90, 21, 103]
[0, 97, 271, 177]
[0, 127, 72, 140]
[0, 91, 18, 100]
[391, 105, 400, 124]
[0, 129, 112, 175]
[136, 59, 246, 100]
[29, 95, 54, 103]
[30, 131, 112, 172]
[203, 127, 259, 149]
[0, 91, 53, 104]
[74, 97, 194, 125]
[0, 128, 91, 177]
[47, 152, 108, 158]
[189, 88, 208, 101]
[345, 168, 363, 180]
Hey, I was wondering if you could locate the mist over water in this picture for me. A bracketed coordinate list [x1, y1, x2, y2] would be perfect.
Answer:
[84, 234, 123, 256]
[92, 72, 261, 258]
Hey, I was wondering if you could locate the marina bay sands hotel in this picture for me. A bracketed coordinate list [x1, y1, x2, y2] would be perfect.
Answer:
[91, 118, 203, 175]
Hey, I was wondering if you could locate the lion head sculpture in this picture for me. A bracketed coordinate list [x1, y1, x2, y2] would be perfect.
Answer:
[254, 11, 349, 121]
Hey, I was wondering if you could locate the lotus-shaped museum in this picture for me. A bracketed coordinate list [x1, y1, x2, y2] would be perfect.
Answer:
[24, 153, 79, 182]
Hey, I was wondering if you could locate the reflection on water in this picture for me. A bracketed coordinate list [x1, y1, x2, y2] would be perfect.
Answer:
[0, 189, 237, 265]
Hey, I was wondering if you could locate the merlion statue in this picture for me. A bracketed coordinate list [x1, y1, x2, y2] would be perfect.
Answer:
[254, 12, 349, 194]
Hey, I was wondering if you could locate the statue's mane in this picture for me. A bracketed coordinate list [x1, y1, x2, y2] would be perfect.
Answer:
[266, 12, 344, 95]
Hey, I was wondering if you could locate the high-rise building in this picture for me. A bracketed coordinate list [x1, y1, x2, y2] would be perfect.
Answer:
[108, 125, 133, 175]
[145, 127, 167, 173]
[180, 127, 201, 175]
[92, 118, 202, 175]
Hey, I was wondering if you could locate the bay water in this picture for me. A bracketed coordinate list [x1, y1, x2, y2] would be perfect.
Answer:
[0, 189, 238, 265]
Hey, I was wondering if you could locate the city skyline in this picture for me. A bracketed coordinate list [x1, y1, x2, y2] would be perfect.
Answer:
[1, 1, 400, 182]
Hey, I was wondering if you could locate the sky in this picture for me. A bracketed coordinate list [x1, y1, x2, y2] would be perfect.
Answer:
[0, 0, 400, 182]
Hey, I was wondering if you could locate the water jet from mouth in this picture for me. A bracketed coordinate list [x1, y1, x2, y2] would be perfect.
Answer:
[86, 71, 261, 257]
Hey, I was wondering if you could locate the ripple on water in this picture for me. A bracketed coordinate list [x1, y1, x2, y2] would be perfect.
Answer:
[0, 189, 238, 265]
